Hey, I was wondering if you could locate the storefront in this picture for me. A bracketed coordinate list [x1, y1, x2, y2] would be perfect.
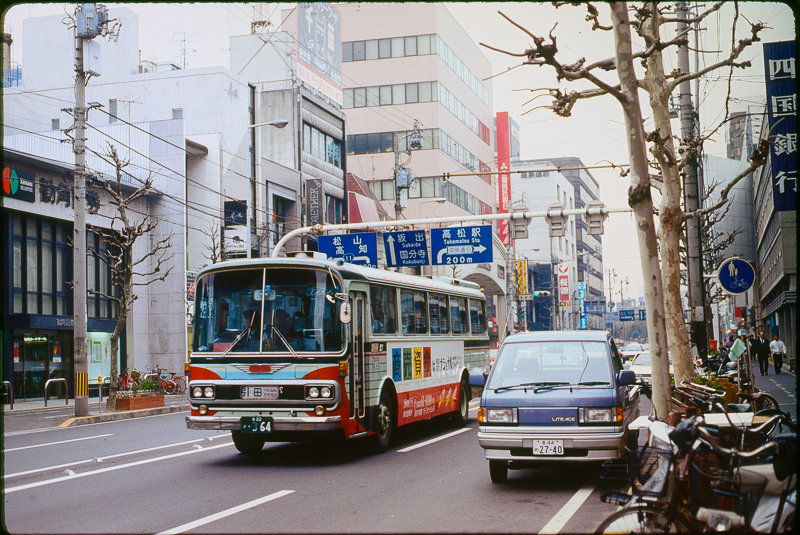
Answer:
[2, 153, 123, 400]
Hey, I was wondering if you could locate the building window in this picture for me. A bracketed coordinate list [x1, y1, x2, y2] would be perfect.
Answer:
[51, 119, 60, 131]
[326, 195, 343, 224]
[109, 99, 117, 123]
[303, 123, 343, 169]
[172, 108, 183, 119]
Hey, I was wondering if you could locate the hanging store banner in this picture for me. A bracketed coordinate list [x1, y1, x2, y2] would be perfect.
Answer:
[763, 41, 796, 212]
[306, 178, 324, 226]
[496, 112, 512, 247]
[297, 3, 342, 105]
[558, 262, 570, 307]
[517, 259, 528, 295]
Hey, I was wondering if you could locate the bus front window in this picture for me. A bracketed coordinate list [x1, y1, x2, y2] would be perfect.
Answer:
[194, 267, 344, 354]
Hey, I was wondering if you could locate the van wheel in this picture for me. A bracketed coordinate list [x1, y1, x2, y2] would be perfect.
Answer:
[489, 460, 508, 483]
[372, 389, 394, 453]
[231, 431, 265, 455]
[452, 377, 470, 427]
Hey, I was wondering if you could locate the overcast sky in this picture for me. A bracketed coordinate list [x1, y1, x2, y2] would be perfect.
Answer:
[3, 2, 795, 299]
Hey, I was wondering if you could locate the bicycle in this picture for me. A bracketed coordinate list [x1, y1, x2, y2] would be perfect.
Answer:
[146, 365, 177, 395]
[169, 372, 186, 394]
[119, 369, 139, 391]
[598, 409, 795, 533]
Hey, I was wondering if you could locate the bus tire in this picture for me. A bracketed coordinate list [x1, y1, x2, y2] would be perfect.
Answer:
[231, 431, 265, 455]
[452, 377, 470, 427]
[372, 389, 394, 453]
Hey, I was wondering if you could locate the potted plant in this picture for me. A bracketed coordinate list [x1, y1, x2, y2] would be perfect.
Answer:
[110, 377, 165, 411]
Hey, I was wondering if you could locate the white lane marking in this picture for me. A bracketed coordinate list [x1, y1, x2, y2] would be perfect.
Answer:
[5, 442, 234, 493]
[538, 475, 600, 534]
[3, 434, 230, 479]
[3, 433, 113, 452]
[157, 490, 295, 535]
[397, 428, 471, 453]
[4, 409, 190, 437]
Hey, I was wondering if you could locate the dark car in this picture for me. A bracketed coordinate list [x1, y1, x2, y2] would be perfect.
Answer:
[477, 330, 640, 483]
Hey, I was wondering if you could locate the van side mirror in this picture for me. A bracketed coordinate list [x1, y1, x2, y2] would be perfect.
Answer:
[617, 370, 636, 386]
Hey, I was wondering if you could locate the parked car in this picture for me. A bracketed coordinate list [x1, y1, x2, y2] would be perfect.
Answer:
[627, 351, 673, 382]
[477, 330, 641, 483]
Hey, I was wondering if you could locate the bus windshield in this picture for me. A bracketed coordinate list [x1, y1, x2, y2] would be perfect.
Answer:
[193, 267, 344, 354]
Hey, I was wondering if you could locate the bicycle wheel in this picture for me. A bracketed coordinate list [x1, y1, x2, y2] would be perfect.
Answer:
[754, 393, 780, 413]
[173, 376, 186, 394]
[595, 505, 692, 534]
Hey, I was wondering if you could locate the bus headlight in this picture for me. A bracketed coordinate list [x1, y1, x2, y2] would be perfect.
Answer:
[192, 386, 203, 398]
[203, 386, 215, 398]
[309, 387, 319, 398]
[321, 386, 332, 398]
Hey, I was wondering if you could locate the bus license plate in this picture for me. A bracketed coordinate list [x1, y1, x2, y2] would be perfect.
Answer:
[533, 440, 564, 455]
[242, 416, 273, 433]
[240, 386, 279, 400]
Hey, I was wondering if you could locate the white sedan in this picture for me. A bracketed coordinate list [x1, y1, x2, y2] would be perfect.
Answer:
[627, 352, 673, 381]
[620, 342, 646, 361]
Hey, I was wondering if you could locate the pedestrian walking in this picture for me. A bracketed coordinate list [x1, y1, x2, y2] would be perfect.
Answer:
[752, 331, 771, 376]
[769, 334, 787, 375]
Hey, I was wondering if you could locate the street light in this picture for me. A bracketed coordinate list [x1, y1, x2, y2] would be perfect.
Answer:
[418, 197, 446, 219]
[248, 120, 289, 129]
[247, 119, 290, 258]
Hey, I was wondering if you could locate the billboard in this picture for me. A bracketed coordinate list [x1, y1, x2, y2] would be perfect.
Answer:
[306, 178, 324, 226]
[763, 41, 796, 212]
[496, 112, 512, 246]
[297, 3, 342, 105]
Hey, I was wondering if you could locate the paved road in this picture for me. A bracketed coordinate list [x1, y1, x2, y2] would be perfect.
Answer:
[4, 400, 621, 534]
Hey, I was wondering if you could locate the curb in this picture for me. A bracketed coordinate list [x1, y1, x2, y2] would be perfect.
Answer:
[59, 404, 190, 427]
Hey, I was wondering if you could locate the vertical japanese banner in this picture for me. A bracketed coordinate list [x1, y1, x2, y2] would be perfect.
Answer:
[517, 259, 528, 294]
[763, 41, 796, 211]
[496, 112, 512, 246]
[558, 262, 570, 307]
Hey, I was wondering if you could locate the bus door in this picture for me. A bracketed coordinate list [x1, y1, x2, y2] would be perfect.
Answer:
[349, 293, 367, 429]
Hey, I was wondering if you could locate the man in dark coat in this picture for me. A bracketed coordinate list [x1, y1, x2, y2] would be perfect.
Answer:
[752, 331, 771, 375]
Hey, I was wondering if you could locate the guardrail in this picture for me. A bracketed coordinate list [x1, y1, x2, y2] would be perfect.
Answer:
[99, 376, 111, 413]
[2, 381, 13, 410]
[44, 378, 68, 407]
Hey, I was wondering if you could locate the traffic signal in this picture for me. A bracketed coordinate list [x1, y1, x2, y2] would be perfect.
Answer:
[546, 202, 567, 237]
[512, 205, 531, 240]
[586, 200, 607, 235]
[533, 291, 551, 297]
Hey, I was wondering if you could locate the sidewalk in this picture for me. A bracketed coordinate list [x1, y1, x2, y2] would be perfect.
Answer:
[2, 394, 190, 428]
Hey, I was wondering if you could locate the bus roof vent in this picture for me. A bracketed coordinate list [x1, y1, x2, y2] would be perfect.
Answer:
[432, 276, 481, 290]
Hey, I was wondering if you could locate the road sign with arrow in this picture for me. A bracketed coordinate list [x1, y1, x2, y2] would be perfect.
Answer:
[430, 225, 492, 265]
[383, 230, 428, 267]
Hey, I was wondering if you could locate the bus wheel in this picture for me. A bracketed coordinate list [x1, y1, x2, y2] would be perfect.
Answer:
[372, 390, 394, 453]
[231, 431, 265, 455]
[453, 377, 469, 427]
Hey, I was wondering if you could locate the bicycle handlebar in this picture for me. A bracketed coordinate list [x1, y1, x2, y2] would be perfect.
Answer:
[694, 419, 780, 459]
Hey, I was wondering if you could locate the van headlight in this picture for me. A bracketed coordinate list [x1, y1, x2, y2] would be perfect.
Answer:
[579, 407, 623, 424]
[478, 407, 518, 424]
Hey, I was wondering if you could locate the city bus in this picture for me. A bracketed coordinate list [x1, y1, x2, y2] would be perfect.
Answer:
[186, 252, 490, 454]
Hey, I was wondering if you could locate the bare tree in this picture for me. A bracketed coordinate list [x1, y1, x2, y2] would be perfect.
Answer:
[88, 144, 174, 410]
[201, 221, 227, 265]
[482, 2, 767, 416]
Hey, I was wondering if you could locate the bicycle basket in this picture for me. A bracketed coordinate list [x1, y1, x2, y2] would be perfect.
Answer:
[601, 440, 672, 499]
[691, 454, 768, 526]
[130, 369, 141, 380]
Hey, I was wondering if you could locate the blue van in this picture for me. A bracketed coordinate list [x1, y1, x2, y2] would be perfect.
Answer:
[477, 330, 640, 483]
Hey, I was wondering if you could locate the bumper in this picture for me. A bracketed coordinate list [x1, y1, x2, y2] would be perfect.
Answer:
[186, 415, 342, 432]
[478, 425, 626, 462]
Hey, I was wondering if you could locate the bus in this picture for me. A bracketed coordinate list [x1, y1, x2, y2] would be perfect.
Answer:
[186, 252, 490, 454]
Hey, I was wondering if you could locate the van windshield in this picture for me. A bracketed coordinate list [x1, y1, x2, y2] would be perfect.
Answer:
[488, 341, 611, 389]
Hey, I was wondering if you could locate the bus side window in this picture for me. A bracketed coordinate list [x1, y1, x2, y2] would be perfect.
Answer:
[371, 285, 397, 335]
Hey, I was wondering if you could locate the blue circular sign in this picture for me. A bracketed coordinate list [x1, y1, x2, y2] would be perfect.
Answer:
[718, 258, 755, 294]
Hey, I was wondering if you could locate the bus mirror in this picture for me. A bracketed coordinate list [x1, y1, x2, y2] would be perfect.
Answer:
[340, 302, 352, 324]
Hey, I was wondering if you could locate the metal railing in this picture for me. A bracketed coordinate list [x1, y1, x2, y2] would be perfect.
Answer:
[99, 377, 111, 413]
[2, 381, 13, 410]
[44, 378, 68, 407]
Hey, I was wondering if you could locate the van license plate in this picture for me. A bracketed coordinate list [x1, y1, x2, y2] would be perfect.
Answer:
[533, 440, 564, 455]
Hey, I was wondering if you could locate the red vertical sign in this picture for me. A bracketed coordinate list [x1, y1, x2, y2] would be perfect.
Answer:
[496, 112, 512, 247]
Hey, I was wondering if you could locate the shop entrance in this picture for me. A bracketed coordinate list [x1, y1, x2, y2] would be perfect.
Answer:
[12, 332, 71, 400]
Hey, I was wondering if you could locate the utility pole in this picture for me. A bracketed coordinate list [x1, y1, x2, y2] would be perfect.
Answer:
[73, 23, 89, 417]
[677, 1, 707, 356]
[393, 132, 402, 220]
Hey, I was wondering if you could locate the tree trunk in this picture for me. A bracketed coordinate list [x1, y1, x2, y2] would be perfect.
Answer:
[610, 3, 672, 419]
[641, 9, 696, 386]
[107, 287, 130, 411]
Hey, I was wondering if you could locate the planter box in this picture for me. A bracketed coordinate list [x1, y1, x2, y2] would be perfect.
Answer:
[109, 394, 164, 411]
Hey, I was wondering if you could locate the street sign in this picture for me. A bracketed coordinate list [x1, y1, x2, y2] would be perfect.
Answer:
[608, 301, 615, 310]
[318, 232, 378, 267]
[605, 322, 612, 329]
[383, 230, 428, 267]
[619, 309, 635, 322]
[718, 257, 756, 294]
[519, 294, 535, 301]
[430, 225, 492, 265]
[639, 309, 646, 321]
